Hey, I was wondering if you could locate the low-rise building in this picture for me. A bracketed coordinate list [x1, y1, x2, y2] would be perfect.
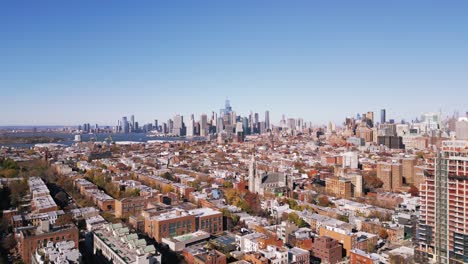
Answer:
[162, 231, 210, 251]
[311, 236, 343, 264]
[144, 208, 196, 242]
[188, 208, 223, 235]
[288, 247, 310, 264]
[32, 240, 81, 264]
[93, 223, 161, 264]
[17, 221, 79, 264]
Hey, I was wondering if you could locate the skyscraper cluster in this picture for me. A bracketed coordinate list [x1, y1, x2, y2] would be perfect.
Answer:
[113, 99, 276, 138]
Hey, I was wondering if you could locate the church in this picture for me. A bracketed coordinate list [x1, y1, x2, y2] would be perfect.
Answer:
[248, 155, 291, 196]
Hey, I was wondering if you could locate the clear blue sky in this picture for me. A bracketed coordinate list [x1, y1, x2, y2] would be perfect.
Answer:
[1, 1, 467, 126]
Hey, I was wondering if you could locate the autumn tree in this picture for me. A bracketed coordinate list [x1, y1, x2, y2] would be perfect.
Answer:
[317, 195, 332, 207]
[379, 228, 389, 239]
[55, 213, 73, 227]
[9, 179, 28, 207]
[363, 174, 384, 190]
[408, 184, 419, 197]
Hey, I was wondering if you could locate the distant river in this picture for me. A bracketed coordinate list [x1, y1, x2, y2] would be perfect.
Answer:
[0, 132, 201, 148]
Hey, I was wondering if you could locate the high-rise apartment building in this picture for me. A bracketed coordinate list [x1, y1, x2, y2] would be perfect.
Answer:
[376, 162, 403, 192]
[265, 110, 270, 131]
[417, 140, 468, 264]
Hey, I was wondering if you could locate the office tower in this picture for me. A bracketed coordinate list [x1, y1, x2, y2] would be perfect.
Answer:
[154, 120, 158, 131]
[220, 98, 232, 117]
[224, 98, 232, 115]
[172, 115, 184, 136]
[186, 116, 194, 137]
[417, 140, 468, 264]
[230, 111, 236, 126]
[254, 113, 259, 133]
[200, 114, 208, 137]
[242, 117, 249, 135]
[287, 118, 296, 130]
[381, 109, 386, 124]
[265, 111, 270, 130]
[167, 119, 173, 134]
[281, 114, 286, 128]
[259, 121, 266, 134]
[456, 117, 468, 140]
[122, 117, 129, 133]
[216, 117, 223, 133]
[130, 115, 135, 132]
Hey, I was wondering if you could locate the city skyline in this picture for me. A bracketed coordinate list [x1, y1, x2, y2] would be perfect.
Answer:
[1, 1, 467, 125]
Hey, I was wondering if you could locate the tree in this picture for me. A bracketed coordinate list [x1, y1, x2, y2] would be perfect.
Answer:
[161, 185, 174, 194]
[54, 191, 69, 207]
[317, 196, 332, 207]
[287, 212, 309, 228]
[223, 181, 233, 189]
[408, 184, 419, 197]
[55, 214, 73, 227]
[379, 228, 389, 239]
[337, 214, 349, 223]
[2, 234, 16, 251]
[0, 168, 18, 178]
[9, 179, 28, 207]
[363, 174, 383, 190]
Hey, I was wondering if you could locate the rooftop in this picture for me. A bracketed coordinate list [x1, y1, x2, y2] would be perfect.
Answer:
[94, 223, 158, 263]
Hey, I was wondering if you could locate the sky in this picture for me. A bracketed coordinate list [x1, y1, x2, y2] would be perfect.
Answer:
[1, 1, 467, 126]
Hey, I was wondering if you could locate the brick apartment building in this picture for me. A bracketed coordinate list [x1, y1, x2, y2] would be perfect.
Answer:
[17, 221, 79, 264]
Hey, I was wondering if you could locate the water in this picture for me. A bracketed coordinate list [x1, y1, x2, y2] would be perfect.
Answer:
[0, 132, 201, 148]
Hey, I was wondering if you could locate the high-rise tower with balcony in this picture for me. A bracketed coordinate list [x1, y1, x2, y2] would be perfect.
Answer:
[417, 140, 468, 264]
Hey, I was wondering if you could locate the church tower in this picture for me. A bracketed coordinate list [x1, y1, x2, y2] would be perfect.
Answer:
[248, 154, 256, 193]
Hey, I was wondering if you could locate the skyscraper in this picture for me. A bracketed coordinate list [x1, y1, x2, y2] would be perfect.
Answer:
[186, 116, 194, 137]
[200, 114, 208, 137]
[265, 110, 270, 131]
[172, 115, 184, 136]
[417, 140, 468, 264]
[130, 115, 135, 132]
[380, 109, 386, 124]
[122, 116, 129, 133]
